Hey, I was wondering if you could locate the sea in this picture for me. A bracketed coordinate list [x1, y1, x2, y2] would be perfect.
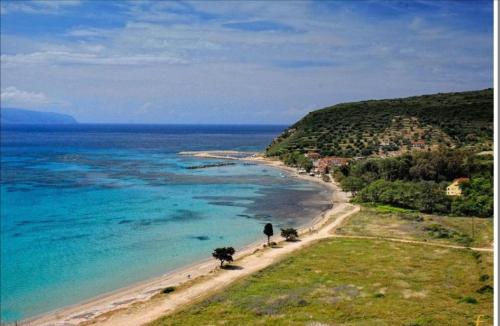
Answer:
[0, 124, 332, 322]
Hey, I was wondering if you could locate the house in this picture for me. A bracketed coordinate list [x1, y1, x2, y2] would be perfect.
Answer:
[315, 157, 350, 174]
[306, 151, 321, 160]
[330, 157, 350, 166]
[446, 177, 470, 196]
[411, 140, 426, 149]
[379, 140, 390, 146]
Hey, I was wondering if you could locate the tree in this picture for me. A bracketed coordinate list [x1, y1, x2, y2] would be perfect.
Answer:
[281, 152, 313, 172]
[340, 176, 365, 194]
[451, 177, 493, 217]
[281, 228, 299, 241]
[263, 223, 274, 245]
[296, 155, 313, 172]
[212, 247, 235, 267]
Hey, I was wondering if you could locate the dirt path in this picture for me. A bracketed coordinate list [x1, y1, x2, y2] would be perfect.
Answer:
[332, 234, 494, 252]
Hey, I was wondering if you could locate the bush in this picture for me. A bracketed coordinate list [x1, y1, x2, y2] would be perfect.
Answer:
[451, 177, 493, 217]
[423, 224, 454, 239]
[454, 234, 473, 247]
[458, 296, 478, 304]
[476, 285, 493, 294]
[471, 251, 482, 261]
[399, 214, 424, 222]
[479, 274, 490, 282]
[162, 286, 176, 294]
[281, 228, 299, 241]
[357, 180, 450, 214]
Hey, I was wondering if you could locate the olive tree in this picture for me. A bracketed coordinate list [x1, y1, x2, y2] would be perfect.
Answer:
[281, 228, 299, 241]
[212, 247, 235, 267]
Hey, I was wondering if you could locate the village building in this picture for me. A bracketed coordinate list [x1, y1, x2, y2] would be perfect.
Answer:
[379, 140, 390, 146]
[315, 156, 350, 174]
[446, 177, 470, 196]
[411, 140, 426, 149]
[305, 151, 321, 160]
[330, 157, 350, 166]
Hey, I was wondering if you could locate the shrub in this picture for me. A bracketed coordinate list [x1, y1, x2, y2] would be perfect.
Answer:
[471, 251, 482, 261]
[162, 286, 176, 294]
[479, 274, 490, 282]
[476, 285, 493, 294]
[399, 213, 424, 222]
[458, 296, 478, 304]
[281, 228, 299, 241]
[423, 224, 454, 239]
[454, 234, 473, 247]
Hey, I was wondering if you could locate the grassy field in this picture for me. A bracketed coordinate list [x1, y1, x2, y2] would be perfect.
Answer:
[336, 206, 493, 248]
[151, 237, 493, 326]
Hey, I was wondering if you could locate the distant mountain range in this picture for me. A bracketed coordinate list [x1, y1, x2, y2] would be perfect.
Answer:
[0, 108, 78, 125]
[266, 89, 493, 158]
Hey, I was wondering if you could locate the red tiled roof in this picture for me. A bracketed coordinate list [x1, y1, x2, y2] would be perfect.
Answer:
[306, 152, 321, 159]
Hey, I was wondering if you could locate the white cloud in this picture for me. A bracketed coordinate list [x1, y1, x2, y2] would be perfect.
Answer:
[0, 1, 493, 123]
[1, 51, 188, 66]
[0, 86, 52, 108]
[1, 0, 81, 15]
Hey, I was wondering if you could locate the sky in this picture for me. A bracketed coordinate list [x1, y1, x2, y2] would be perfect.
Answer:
[0, 0, 494, 124]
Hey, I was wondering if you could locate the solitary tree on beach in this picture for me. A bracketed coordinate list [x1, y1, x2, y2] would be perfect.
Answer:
[212, 247, 235, 267]
[281, 228, 299, 241]
[263, 223, 274, 245]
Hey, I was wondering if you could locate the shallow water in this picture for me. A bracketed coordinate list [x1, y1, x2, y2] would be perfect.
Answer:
[0, 124, 331, 322]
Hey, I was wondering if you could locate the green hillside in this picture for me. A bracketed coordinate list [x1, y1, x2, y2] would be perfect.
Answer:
[266, 89, 493, 158]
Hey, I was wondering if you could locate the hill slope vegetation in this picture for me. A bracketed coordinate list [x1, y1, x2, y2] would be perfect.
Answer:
[266, 89, 493, 158]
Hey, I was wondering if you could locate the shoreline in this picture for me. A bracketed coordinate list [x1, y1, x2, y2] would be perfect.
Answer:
[20, 152, 351, 326]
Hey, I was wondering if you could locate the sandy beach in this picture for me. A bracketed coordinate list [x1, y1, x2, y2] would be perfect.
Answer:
[22, 152, 357, 326]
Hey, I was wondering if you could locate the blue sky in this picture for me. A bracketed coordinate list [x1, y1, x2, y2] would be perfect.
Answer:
[0, 0, 494, 124]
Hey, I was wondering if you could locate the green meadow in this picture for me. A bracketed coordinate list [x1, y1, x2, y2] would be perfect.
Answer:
[337, 206, 493, 248]
[151, 221, 493, 325]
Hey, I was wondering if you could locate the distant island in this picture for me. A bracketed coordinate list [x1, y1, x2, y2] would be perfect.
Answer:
[0, 108, 78, 125]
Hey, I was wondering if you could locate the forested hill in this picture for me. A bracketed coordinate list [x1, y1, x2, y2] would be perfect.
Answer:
[266, 89, 493, 158]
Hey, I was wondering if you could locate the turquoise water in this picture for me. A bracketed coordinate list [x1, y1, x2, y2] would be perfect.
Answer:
[0, 125, 331, 322]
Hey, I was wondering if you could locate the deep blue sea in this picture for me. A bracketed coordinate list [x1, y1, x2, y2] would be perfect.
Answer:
[0, 124, 331, 322]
